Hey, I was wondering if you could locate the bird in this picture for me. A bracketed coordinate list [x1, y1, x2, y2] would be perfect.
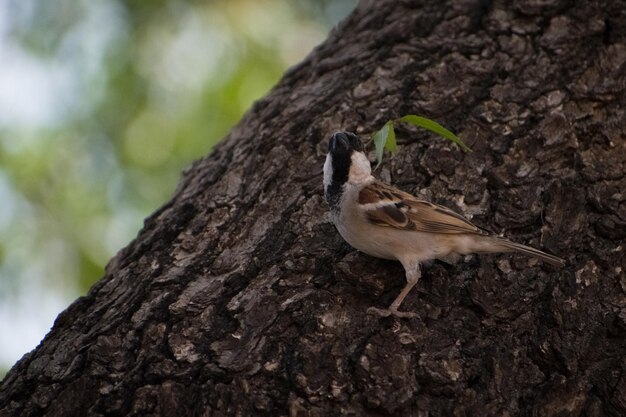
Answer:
[323, 131, 565, 318]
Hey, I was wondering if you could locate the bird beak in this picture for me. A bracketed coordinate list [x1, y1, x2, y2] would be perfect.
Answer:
[330, 131, 350, 153]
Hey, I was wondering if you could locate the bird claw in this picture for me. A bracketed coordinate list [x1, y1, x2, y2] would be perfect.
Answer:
[367, 306, 419, 319]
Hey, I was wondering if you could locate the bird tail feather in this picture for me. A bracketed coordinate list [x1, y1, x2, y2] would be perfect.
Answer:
[490, 238, 565, 267]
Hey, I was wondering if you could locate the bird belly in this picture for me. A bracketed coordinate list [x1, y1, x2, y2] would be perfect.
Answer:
[334, 214, 451, 263]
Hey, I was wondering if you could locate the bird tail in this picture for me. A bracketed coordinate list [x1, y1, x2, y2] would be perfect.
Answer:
[489, 238, 565, 267]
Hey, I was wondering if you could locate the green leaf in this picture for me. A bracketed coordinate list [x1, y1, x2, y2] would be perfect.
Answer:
[372, 121, 390, 169]
[385, 122, 396, 152]
[398, 114, 471, 152]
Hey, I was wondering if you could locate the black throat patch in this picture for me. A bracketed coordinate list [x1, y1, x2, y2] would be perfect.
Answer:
[325, 153, 350, 211]
[325, 182, 344, 212]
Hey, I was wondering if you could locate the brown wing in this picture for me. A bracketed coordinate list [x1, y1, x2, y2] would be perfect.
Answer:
[358, 181, 487, 235]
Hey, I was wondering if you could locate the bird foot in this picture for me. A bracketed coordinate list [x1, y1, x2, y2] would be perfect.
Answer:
[367, 306, 418, 319]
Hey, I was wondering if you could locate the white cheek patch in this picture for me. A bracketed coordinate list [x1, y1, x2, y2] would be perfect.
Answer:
[349, 152, 372, 184]
[323, 154, 333, 187]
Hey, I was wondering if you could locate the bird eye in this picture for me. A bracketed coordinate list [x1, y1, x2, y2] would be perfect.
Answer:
[346, 133, 363, 151]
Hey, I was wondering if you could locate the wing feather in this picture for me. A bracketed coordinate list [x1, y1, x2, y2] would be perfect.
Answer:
[359, 181, 486, 235]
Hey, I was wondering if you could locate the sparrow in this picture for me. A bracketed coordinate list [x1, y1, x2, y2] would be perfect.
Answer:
[323, 131, 565, 318]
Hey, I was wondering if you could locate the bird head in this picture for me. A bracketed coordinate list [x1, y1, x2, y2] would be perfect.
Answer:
[323, 131, 372, 206]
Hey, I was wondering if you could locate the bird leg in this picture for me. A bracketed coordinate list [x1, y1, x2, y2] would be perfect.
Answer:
[368, 263, 421, 318]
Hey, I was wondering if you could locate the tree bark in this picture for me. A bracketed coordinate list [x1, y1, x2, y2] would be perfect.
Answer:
[2, 0, 626, 415]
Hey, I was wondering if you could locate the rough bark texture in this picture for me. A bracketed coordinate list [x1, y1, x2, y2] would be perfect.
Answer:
[2, 0, 626, 416]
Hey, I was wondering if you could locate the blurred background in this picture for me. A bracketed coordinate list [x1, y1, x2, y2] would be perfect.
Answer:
[0, 0, 357, 376]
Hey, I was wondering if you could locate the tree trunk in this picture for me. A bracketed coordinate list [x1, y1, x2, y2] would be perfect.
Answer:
[2, 0, 626, 415]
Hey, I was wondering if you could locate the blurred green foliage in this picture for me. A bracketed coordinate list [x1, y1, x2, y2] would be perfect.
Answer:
[0, 0, 356, 372]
